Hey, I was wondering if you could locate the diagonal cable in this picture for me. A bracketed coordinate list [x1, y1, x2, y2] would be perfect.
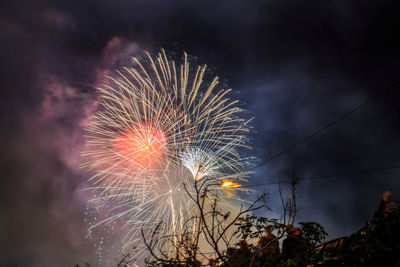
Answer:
[250, 83, 397, 171]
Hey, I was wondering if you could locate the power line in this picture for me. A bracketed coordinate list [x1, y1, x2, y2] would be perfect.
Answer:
[304, 165, 400, 181]
[242, 165, 400, 188]
[249, 84, 397, 171]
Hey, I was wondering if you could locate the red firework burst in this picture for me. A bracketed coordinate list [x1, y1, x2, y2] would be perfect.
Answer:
[113, 123, 167, 169]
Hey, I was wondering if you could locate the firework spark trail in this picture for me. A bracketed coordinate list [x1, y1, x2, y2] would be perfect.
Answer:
[82, 49, 254, 261]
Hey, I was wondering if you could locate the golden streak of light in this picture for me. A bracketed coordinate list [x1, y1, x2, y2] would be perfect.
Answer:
[221, 180, 242, 188]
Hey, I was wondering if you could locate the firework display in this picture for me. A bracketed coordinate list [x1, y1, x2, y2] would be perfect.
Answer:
[82, 49, 253, 259]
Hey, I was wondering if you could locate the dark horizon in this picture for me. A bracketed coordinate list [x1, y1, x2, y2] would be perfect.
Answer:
[1, 0, 399, 266]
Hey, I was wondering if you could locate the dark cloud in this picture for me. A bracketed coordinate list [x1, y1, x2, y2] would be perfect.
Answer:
[1, 0, 399, 266]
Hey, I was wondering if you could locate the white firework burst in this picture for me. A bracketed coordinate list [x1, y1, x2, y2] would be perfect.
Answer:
[82, 49, 253, 262]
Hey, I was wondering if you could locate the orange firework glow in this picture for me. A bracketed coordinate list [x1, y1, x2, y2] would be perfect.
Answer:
[221, 180, 241, 189]
[113, 123, 166, 169]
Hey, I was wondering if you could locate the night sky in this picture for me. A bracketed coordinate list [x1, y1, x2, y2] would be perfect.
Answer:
[1, 1, 399, 266]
